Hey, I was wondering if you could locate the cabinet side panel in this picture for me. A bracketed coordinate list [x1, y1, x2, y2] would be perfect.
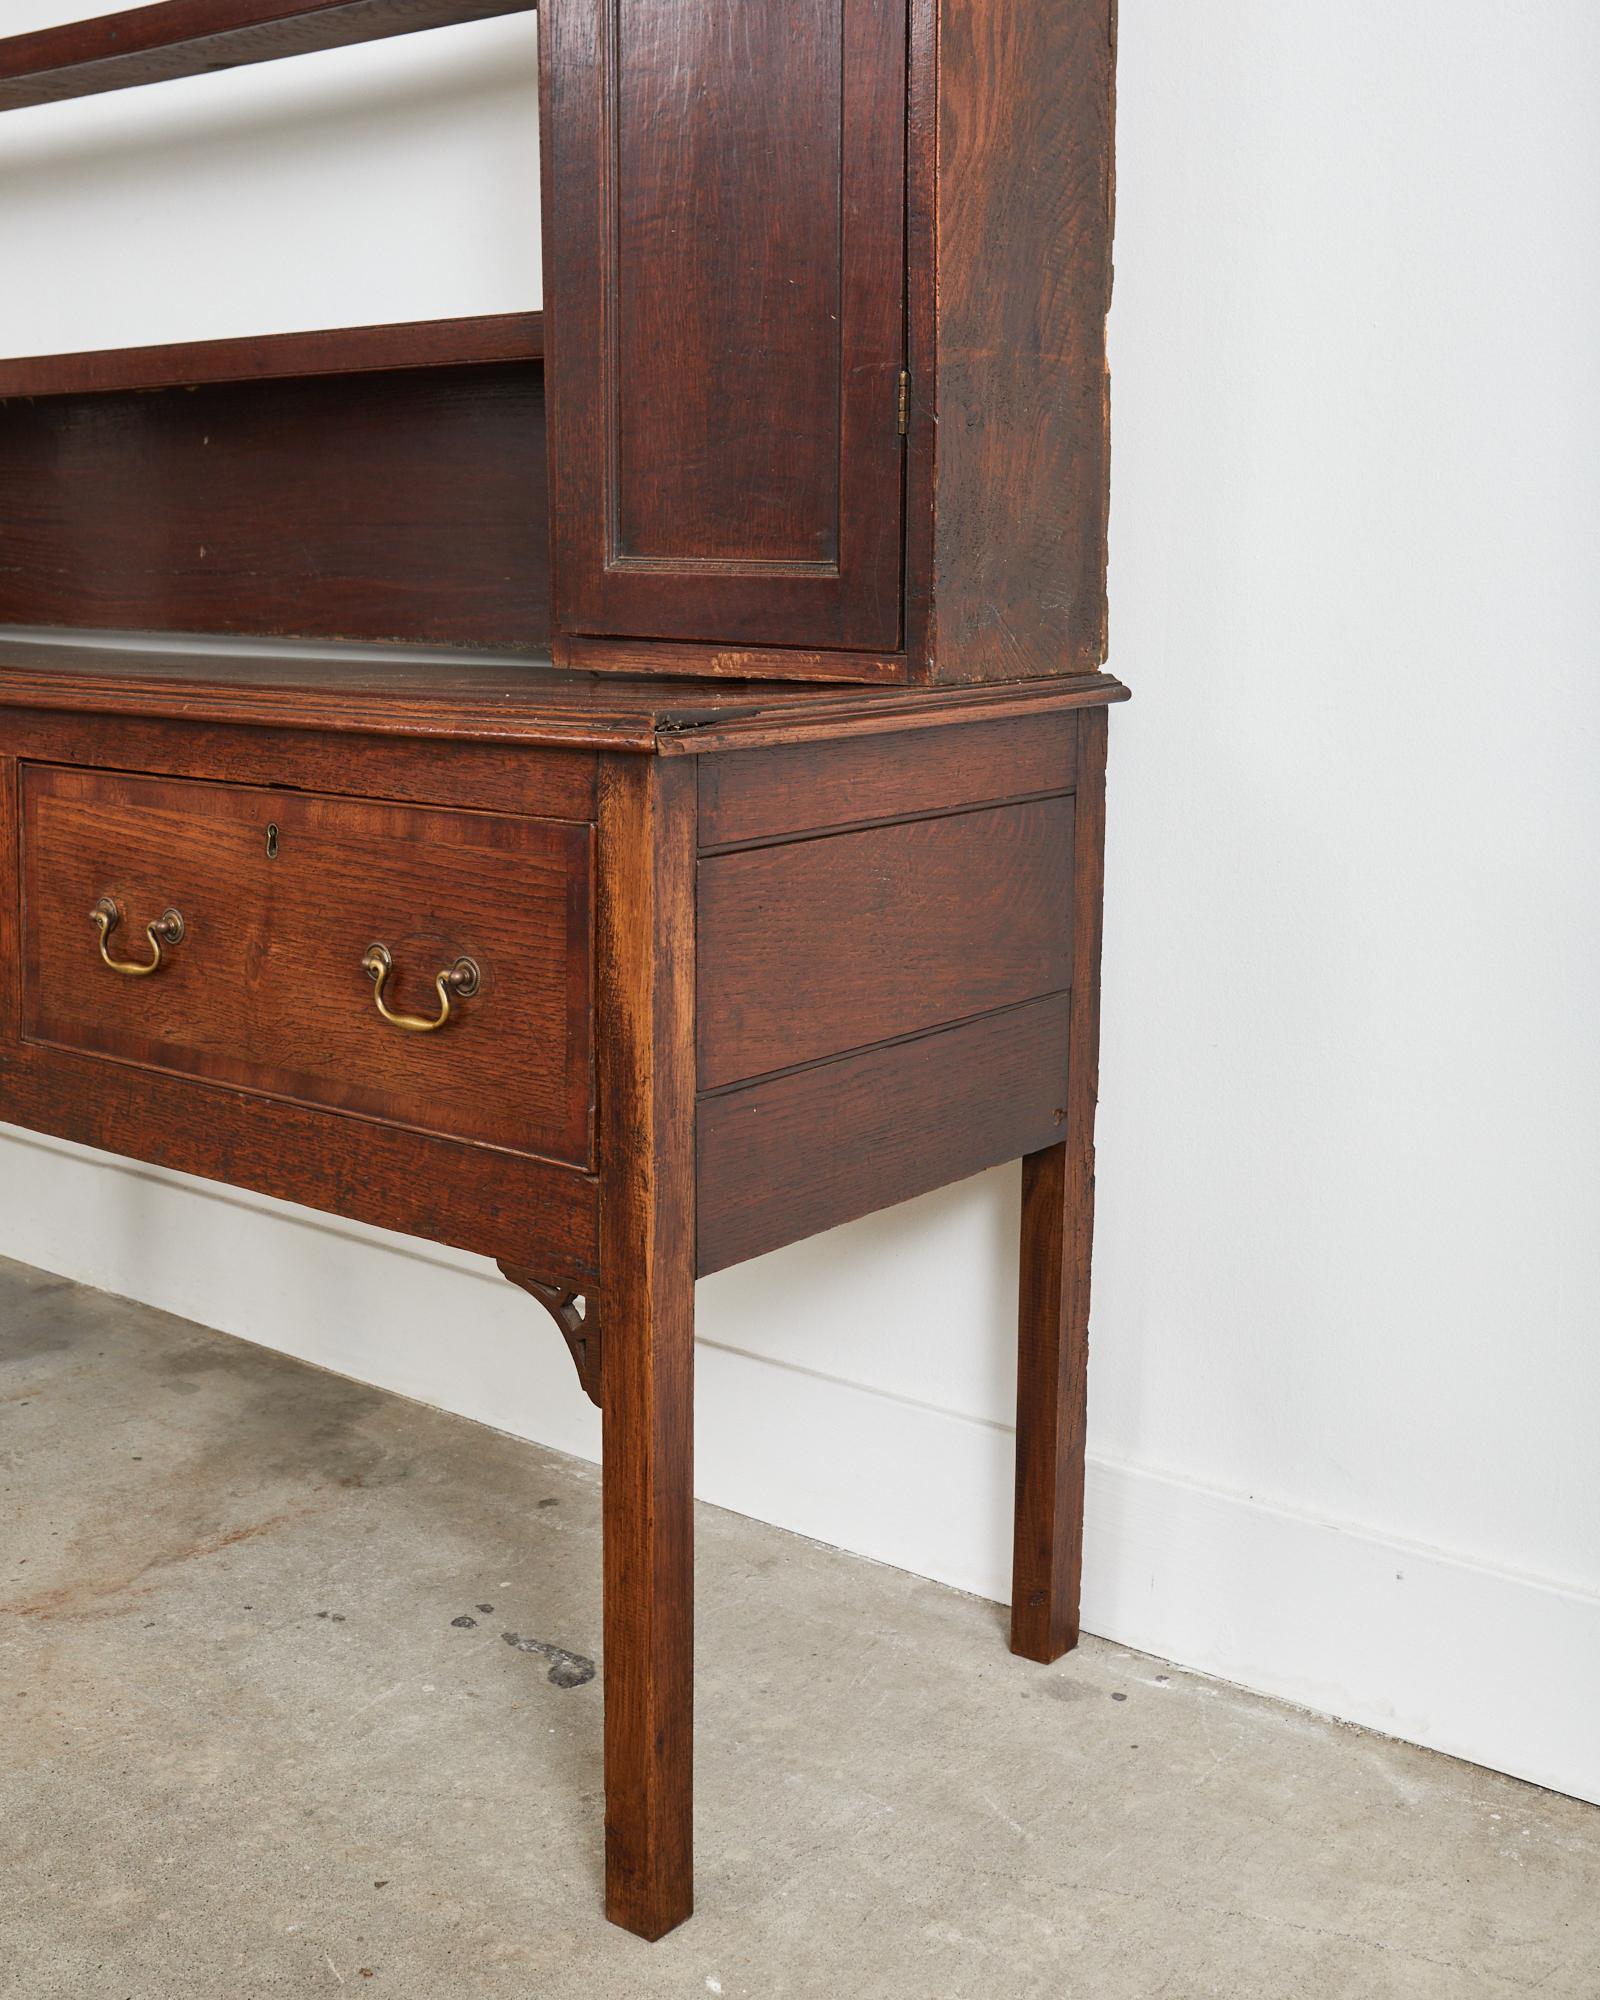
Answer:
[0, 749, 16, 1043]
[697, 796, 1074, 1090]
[927, 0, 1114, 680]
[698, 711, 1077, 848]
[697, 995, 1070, 1273]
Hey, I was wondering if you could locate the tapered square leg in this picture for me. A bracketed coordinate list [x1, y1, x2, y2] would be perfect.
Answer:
[595, 753, 698, 1940]
[601, 1247, 694, 1938]
[1010, 705, 1107, 1664]
[1011, 1140, 1089, 1660]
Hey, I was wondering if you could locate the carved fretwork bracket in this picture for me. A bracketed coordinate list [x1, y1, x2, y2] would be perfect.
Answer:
[499, 1264, 602, 1407]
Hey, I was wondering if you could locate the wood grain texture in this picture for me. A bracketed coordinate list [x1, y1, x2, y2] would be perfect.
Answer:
[0, 0, 1127, 1932]
[543, 0, 906, 654]
[0, 710, 596, 821]
[697, 994, 1070, 1274]
[0, 634, 1129, 751]
[913, 0, 1115, 682]
[550, 633, 907, 687]
[900, 0, 939, 682]
[0, 752, 17, 1040]
[698, 710, 1077, 849]
[0, 314, 543, 400]
[613, 0, 842, 569]
[499, 1264, 603, 1403]
[1011, 703, 1107, 1662]
[0, 0, 534, 112]
[0, 1039, 599, 1273]
[22, 767, 592, 1163]
[594, 753, 698, 1939]
[697, 796, 1075, 1089]
[0, 362, 548, 649]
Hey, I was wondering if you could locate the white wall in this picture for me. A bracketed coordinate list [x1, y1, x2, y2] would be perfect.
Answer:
[0, 0, 541, 352]
[3, 1, 1597, 1805]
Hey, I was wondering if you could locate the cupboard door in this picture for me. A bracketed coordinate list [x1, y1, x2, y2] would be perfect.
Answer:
[543, 0, 906, 653]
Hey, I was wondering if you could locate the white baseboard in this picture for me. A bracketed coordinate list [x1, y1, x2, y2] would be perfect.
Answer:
[690, 1331, 1600, 1809]
[1078, 1453, 1600, 1809]
[4, 1127, 1595, 1808]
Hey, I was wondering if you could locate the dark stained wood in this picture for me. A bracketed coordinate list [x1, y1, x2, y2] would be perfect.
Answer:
[0, 708, 597, 820]
[900, 0, 939, 686]
[910, 0, 1115, 682]
[0, 363, 548, 650]
[500, 1266, 603, 1405]
[538, 0, 1114, 686]
[22, 767, 592, 1163]
[0, 0, 535, 112]
[0, 1039, 599, 1274]
[1011, 704, 1108, 1663]
[551, 634, 907, 687]
[698, 711, 1078, 850]
[594, 754, 698, 1940]
[660, 675, 1128, 755]
[0, 663, 1126, 1936]
[0, 314, 543, 400]
[543, 0, 907, 654]
[0, 0, 1123, 1934]
[697, 995, 1070, 1274]
[0, 753, 18, 1038]
[697, 797, 1075, 1090]
[0, 638, 1129, 750]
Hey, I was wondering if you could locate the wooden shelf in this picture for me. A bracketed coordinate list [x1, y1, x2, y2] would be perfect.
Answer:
[0, 0, 535, 113]
[0, 311, 542, 399]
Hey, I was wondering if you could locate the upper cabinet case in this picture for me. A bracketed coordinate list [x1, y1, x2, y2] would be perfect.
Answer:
[542, 0, 908, 660]
[544, 0, 1114, 685]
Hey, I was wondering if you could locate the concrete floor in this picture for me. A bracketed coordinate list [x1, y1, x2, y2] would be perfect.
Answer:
[1, 1256, 1596, 1999]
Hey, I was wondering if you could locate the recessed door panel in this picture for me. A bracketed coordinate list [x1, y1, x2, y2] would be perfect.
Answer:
[544, 0, 906, 652]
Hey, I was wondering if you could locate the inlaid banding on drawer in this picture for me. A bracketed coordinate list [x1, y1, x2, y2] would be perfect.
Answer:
[696, 795, 1074, 1090]
[21, 765, 593, 1163]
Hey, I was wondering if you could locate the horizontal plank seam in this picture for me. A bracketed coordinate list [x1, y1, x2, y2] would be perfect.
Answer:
[698, 784, 1075, 857]
[18, 749, 595, 824]
[665, 677, 1127, 734]
[0, 683, 660, 751]
[657, 677, 1132, 754]
[14, 1032, 599, 1174]
[695, 988, 1071, 1102]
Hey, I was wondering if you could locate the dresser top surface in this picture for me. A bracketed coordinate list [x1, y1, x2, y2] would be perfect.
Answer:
[0, 633, 1127, 755]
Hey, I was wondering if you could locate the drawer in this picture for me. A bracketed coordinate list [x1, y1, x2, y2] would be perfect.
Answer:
[19, 765, 592, 1164]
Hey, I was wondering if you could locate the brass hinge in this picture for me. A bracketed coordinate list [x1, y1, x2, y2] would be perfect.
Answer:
[897, 370, 910, 436]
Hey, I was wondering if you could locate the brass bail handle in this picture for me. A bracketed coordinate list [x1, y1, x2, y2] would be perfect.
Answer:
[362, 943, 480, 1034]
[91, 896, 185, 978]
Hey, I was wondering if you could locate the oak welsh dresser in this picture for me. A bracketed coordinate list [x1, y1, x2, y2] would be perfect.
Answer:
[0, 0, 1125, 1939]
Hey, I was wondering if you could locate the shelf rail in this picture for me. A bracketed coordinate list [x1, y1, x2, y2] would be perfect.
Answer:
[0, 0, 536, 114]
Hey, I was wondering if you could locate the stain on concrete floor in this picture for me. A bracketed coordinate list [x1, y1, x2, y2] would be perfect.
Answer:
[2, 1254, 1597, 1999]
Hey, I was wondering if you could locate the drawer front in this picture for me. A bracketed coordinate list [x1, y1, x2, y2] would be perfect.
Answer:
[20, 766, 592, 1164]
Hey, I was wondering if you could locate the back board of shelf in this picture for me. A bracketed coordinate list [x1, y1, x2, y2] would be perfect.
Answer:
[0, 315, 549, 651]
